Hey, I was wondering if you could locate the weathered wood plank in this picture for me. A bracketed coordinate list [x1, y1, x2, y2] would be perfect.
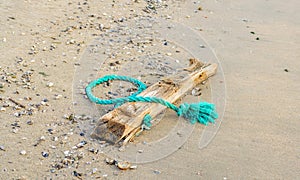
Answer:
[90, 59, 218, 144]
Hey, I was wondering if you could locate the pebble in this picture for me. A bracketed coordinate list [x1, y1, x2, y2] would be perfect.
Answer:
[46, 82, 54, 87]
[50, 145, 56, 149]
[64, 150, 70, 156]
[153, 170, 161, 174]
[91, 168, 97, 174]
[0, 107, 6, 112]
[88, 147, 99, 154]
[26, 120, 34, 125]
[54, 94, 63, 100]
[20, 150, 27, 155]
[14, 112, 21, 117]
[73, 140, 87, 149]
[105, 158, 115, 165]
[0, 145, 5, 151]
[42, 151, 49, 158]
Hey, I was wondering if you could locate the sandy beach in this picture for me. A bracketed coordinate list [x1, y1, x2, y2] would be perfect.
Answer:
[0, 0, 299, 179]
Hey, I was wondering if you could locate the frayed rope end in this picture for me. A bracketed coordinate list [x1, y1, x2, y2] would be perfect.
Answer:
[177, 102, 218, 125]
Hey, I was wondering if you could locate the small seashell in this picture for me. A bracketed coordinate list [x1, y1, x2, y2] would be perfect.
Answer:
[117, 161, 131, 170]
[105, 158, 115, 165]
[20, 150, 27, 155]
[130, 165, 137, 169]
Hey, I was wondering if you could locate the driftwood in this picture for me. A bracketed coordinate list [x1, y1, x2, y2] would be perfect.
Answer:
[90, 58, 218, 145]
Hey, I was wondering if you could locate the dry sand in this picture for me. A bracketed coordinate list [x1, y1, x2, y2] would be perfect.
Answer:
[0, 0, 299, 179]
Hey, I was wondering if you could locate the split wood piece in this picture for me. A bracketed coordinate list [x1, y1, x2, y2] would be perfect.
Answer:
[90, 58, 218, 145]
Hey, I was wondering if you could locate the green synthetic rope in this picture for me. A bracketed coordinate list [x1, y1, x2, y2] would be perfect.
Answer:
[86, 74, 218, 129]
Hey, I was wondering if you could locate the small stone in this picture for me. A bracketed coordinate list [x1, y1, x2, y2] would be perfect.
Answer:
[137, 149, 143, 153]
[73, 171, 82, 177]
[88, 148, 99, 154]
[47, 82, 54, 87]
[67, 39, 76, 44]
[0, 107, 6, 112]
[54, 94, 62, 100]
[26, 120, 33, 125]
[14, 112, 21, 117]
[40, 136, 46, 140]
[76, 140, 87, 148]
[284, 68, 289, 72]
[42, 151, 49, 158]
[91, 168, 97, 174]
[64, 150, 70, 156]
[20, 150, 27, 155]
[153, 170, 161, 174]
[0, 145, 5, 151]
[105, 158, 115, 165]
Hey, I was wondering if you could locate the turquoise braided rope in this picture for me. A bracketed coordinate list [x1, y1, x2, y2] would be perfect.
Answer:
[85, 74, 180, 113]
[86, 74, 218, 126]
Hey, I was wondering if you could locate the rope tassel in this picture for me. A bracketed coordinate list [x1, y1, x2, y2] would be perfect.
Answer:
[177, 102, 218, 125]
